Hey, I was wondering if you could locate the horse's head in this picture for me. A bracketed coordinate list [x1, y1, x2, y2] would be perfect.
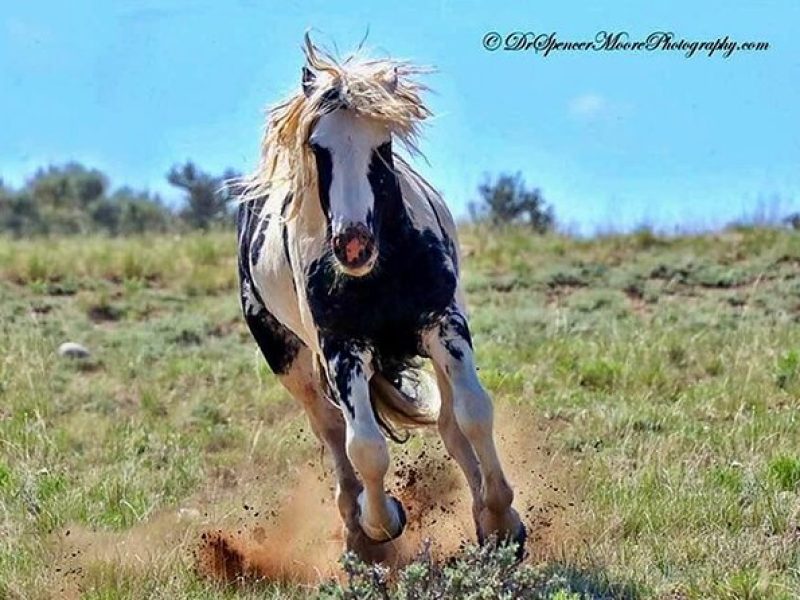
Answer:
[246, 34, 431, 278]
[303, 66, 399, 277]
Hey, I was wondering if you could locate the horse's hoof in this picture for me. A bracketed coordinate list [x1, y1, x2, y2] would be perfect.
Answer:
[511, 521, 527, 560]
[476, 508, 527, 561]
[358, 494, 406, 543]
[390, 496, 407, 535]
[346, 527, 392, 563]
[477, 523, 527, 560]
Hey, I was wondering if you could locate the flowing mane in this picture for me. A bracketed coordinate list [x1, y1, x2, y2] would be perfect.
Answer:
[241, 33, 435, 215]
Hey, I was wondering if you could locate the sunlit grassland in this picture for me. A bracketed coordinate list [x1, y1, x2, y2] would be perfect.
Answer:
[1, 226, 799, 598]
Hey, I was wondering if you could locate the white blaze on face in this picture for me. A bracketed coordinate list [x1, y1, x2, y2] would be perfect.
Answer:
[309, 109, 391, 233]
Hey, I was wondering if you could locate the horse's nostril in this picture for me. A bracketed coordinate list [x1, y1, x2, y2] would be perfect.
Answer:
[332, 225, 375, 270]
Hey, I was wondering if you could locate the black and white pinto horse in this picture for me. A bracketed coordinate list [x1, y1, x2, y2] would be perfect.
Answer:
[236, 36, 525, 560]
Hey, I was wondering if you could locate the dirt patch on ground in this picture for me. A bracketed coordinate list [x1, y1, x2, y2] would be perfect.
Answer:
[194, 466, 343, 585]
[87, 303, 124, 323]
[495, 407, 582, 562]
[194, 404, 581, 586]
[545, 283, 585, 307]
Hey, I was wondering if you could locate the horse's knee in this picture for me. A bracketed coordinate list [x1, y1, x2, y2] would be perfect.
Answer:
[347, 429, 389, 483]
[452, 379, 494, 443]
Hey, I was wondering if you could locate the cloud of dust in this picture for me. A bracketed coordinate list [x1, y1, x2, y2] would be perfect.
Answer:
[50, 404, 581, 593]
[195, 403, 582, 585]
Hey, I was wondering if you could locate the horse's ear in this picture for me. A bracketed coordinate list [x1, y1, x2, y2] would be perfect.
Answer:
[381, 67, 398, 94]
[302, 66, 316, 97]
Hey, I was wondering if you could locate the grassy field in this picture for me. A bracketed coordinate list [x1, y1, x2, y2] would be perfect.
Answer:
[1, 226, 799, 599]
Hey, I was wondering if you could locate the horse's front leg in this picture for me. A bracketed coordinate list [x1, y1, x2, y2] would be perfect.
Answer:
[322, 339, 406, 545]
[423, 307, 526, 553]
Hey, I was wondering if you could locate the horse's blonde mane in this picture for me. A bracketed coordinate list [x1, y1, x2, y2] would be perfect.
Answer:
[240, 33, 434, 216]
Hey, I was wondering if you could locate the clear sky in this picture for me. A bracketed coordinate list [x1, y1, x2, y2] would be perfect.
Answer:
[2, 1, 798, 234]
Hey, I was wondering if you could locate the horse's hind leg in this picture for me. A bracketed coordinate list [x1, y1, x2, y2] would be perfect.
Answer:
[243, 310, 362, 539]
[431, 362, 484, 526]
[424, 307, 526, 555]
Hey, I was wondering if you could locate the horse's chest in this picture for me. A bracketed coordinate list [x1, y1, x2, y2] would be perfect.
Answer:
[305, 229, 456, 352]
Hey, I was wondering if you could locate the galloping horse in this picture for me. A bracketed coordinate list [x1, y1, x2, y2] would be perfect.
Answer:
[237, 34, 525, 560]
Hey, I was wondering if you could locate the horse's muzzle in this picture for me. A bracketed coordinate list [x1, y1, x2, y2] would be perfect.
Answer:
[332, 223, 377, 274]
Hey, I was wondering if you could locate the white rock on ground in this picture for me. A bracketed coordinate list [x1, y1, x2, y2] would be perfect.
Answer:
[57, 342, 91, 359]
[177, 508, 201, 521]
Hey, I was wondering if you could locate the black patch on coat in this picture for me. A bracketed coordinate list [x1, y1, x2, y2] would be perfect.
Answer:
[307, 141, 457, 385]
[280, 193, 297, 294]
[280, 192, 294, 267]
[423, 193, 459, 274]
[320, 338, 407, 442]
[237, 197, 266, 304]
[320, 338, 370, 416]
[249, 214, 269, 267]
[243, 307, 302, 375]
[310, 144, 333, 220]
[237, 198, 303, 375]
[438, 307, 473, 361]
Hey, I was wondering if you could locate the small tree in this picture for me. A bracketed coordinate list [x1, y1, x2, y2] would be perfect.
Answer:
[0, 184, 42, 237]
[470, 172, 554, 233]
[784, 212, 800, 230]
[93, 187, 174, 235]
[167, 162, 239, 229]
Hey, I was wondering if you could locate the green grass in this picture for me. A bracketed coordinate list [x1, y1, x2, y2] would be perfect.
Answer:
[1, 226, 799, 598]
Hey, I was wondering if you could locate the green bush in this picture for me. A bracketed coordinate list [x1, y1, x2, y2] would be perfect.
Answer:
[319, 541, 600, 600]
[469, 173, 554, 233]
[767, 455, 800, 491]
[0, 161, 238, 237]
[578, 359, 620, 392]
[775, 350, 799, 390]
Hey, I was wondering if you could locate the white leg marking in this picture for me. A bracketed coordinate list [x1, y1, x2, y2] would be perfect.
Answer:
[325, 344, 404, 542]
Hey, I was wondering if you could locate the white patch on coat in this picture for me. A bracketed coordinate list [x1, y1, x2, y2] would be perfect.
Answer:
[309, 109, 392, 231]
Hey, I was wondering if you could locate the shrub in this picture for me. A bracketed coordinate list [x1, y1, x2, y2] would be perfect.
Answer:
[775, 350, 799, 390]
[768, 455, 800, 492]
[318, 540, 600, 600]
[578, 359, 620, 392]
[469, 173, 554, 233]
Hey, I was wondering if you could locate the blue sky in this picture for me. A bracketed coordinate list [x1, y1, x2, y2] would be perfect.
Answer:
[1, 1, 798, 234]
